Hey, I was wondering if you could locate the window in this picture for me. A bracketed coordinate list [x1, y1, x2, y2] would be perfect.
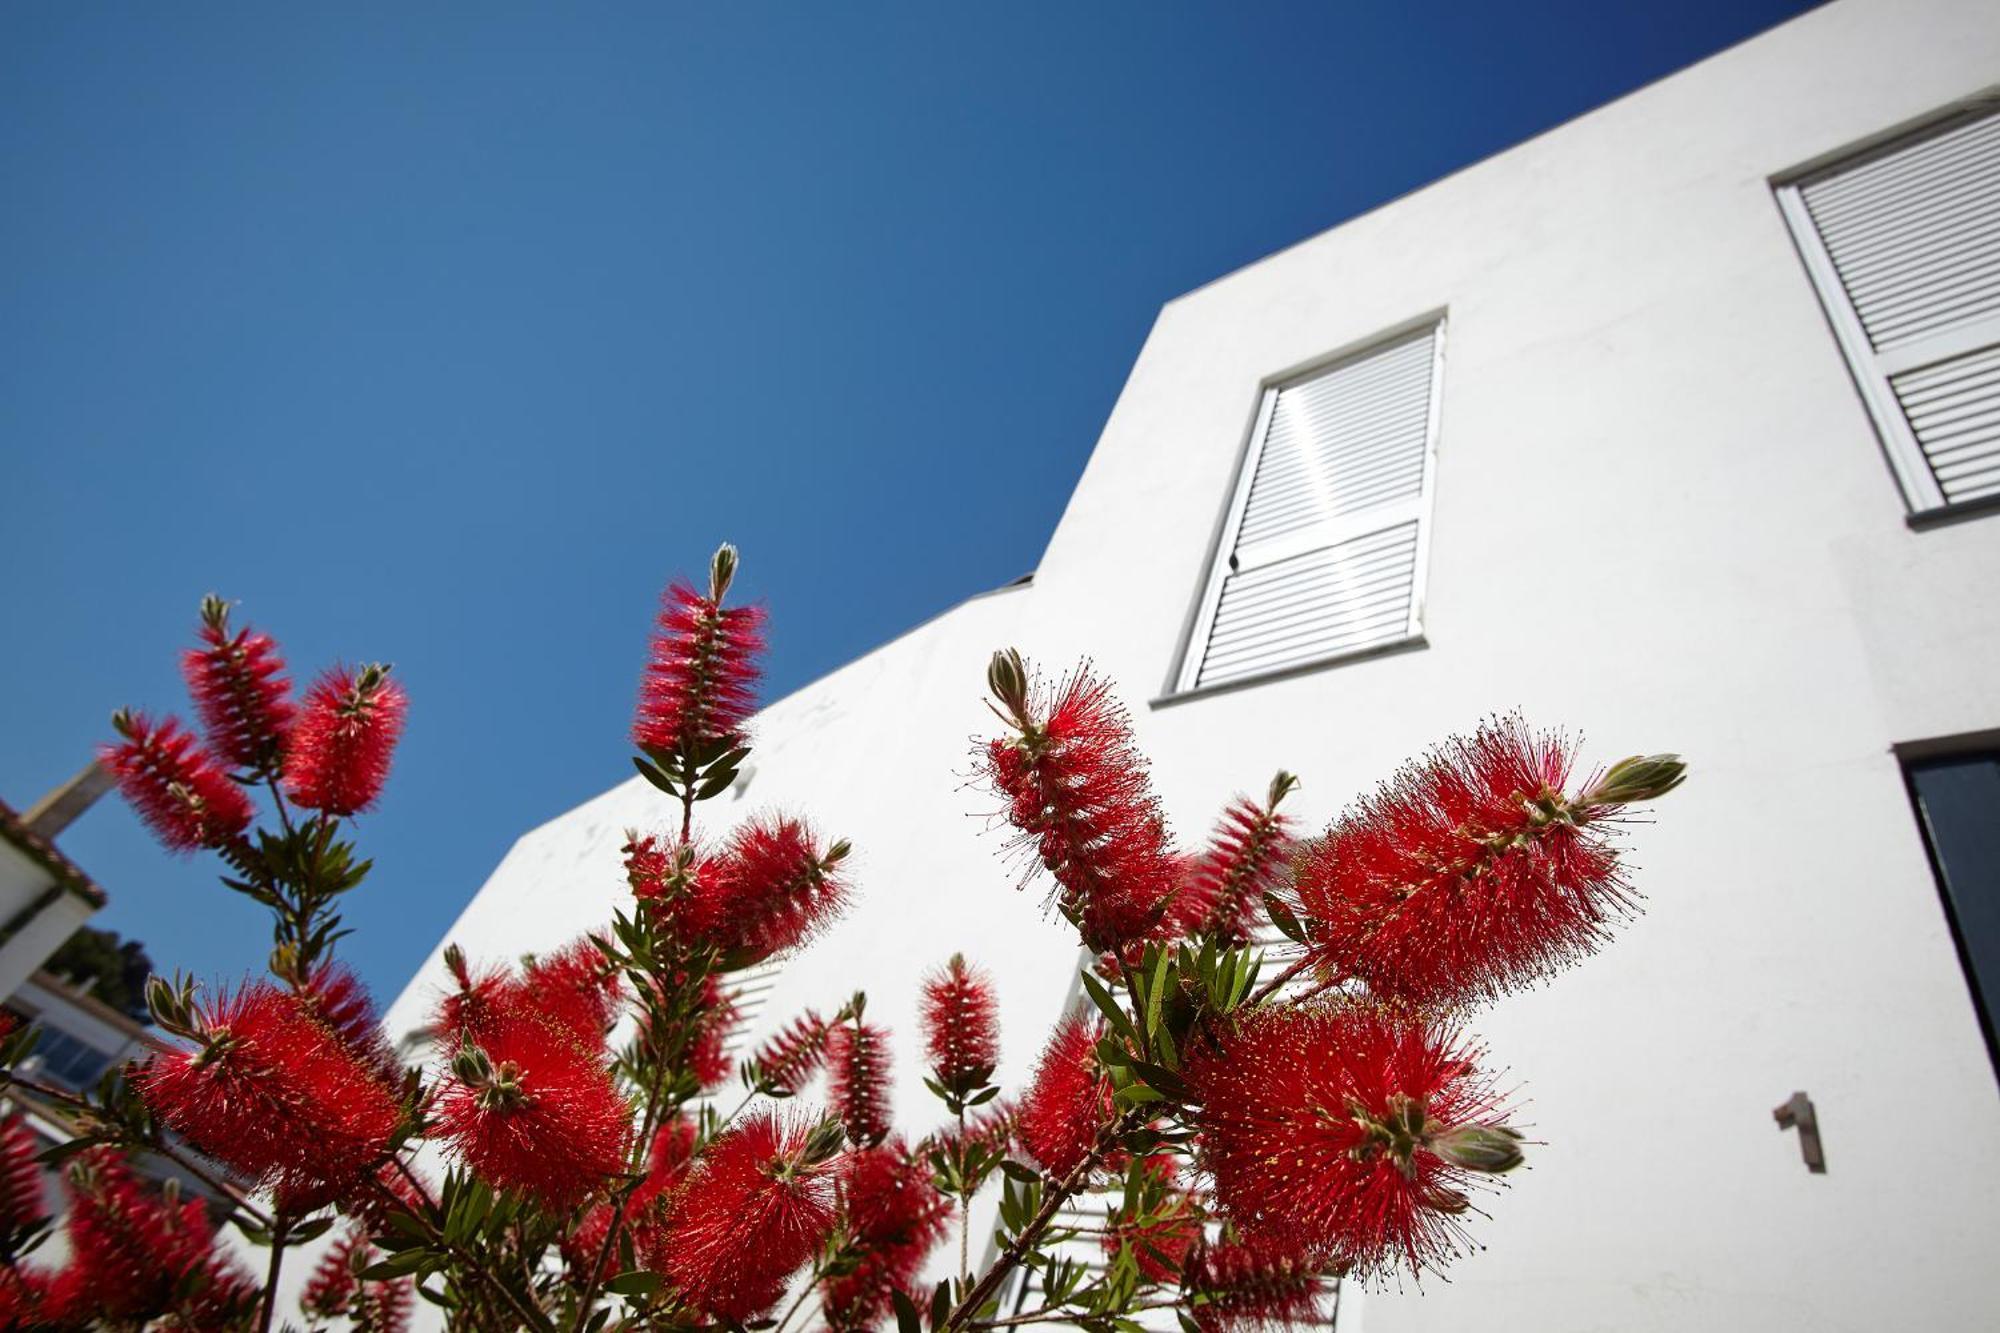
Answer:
[1777, 105, 2000, 517]
[1905, 748, 2000, 1072]
[1174, 319, 1444, 695]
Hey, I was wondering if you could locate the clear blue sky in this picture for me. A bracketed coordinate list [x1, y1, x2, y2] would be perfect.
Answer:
[1, 1, 1816, 1002]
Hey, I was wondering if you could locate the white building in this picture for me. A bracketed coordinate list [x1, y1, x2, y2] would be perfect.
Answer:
[386, 2, 2000, 1328]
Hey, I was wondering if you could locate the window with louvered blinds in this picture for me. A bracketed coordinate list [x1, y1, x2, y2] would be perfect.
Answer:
[1778, 106, 2000, 514]
[1176, 322, 1444, 693]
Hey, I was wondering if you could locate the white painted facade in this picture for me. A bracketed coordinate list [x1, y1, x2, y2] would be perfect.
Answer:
[386, 2, 2000, 1328]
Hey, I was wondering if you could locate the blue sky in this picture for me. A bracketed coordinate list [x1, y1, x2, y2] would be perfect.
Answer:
[0, 1, 1816, 1002]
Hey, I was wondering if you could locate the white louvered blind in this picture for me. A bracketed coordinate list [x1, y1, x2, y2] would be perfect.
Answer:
[1177, 323, 1443, 692]
[1779, 107, 2000, 512]
[719, 958, 785, 1059]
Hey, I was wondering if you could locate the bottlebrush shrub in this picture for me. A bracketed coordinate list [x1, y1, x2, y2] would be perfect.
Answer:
[3, 541, 1682, 1331]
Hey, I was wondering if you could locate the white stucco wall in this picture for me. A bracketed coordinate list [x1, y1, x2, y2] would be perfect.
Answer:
[387, 2, 2000, 1329]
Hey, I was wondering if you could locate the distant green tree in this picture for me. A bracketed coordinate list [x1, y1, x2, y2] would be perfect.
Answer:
[45, 925, 154, 1024]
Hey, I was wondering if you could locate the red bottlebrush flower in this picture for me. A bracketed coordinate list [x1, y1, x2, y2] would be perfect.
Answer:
[182, 595, 295, 774]
[699, 814, 851, 960]
[0, 1267, 51, 1326]
[433, 947, 516, 1046]
[748, 1008, 829, 1095]
[1186, 1002, 1520, 1280]
[822, 1140, 953, 1332]
[1016, 1015, 1110, 1178]
[358, 1269, 416, 1333]
[977, 661, 1180, 955]
[284, 662, 407, 815]
[624, 831, 674, 899]
[568, 1117, 697, 1290]
[827, 1020, 893, 1149]
[921, 953, 999, 1092]
[1184, 1235, 1335, 1333]
[44, 1148, 257, 1325]
[100, 711, 254, 852]
[655, 1111, 839, 1323]
[633, 571, 767, 758]
[134, 982, 399, 1201]
[436, 1011, 633, 1209]
[688, 973, 740, 1089]
[1102, 1156, 1199, 1283]
[0, 1115, 46, 1235]
[1184, 784, 1299, 944]
[299, 960, 401, 1085]
[525, 937, 624, 1051]
[927, 1097, 1016, 1161]
[1293, 717, 1680, 1007]
[302, 1226, 369, 1318]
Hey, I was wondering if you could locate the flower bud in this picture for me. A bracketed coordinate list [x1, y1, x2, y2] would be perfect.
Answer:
[986, 648, 1030, 726]
[452, 1044, 494, 1087]
[1267, 770, 1301, 810]
[1584, 753, 1687, 807]
[1429, 1124, 1525, 1174]
[709, 542, 739, 603]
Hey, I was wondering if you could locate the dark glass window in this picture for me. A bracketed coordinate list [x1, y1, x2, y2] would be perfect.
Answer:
[1906, 750, 2000, 1071]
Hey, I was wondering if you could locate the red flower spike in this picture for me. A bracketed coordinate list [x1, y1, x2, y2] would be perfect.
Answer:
[299, 960, 401, 1085]
[433, 951, 516, 1047]
[655, 1111, 839, 1323]
[1186, 1003, 1517, 1280]
[1295, 716, 1649, 1007]
[624, 832, 673, 900]
[633, 573, 767, 758]
[1184, 1235, 1335, 1333]
[699, 814, 851, 960]
[100, 712, 254, 853]
[44, 1148, 258, 1325]
[1101, 1156, 1199, 1283]
[0, 1115, 47, 1234]
[1184, 789, 1298, 945]
[689, 974, 740, 1089]
[1016, 1015, 1111, 1178]
[921, 953, 999, 1091]
[977, 664, 1180, 955]
[822, 1140, 954, 1332]
[182, 596, 295, 775]
[524, 937, 624, 1051]
[301, 1226, 369, 1317]
[437, 1012, 632, 1209]
[749, 1008, 829, 1095]
[285, 663, 407, 816]
[827, 1020, 894, 1149]
[357, 1271, 415, 1333]
[134, 982, 399, 1201]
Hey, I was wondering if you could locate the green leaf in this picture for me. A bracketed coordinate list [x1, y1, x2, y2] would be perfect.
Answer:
[604, 1270, 664, 1296]
[892, 1288, 923, 1333]
[998, 1159, 1040, 1185]
[1263, 892, 1306, 944]
[1144, 944, 1170, 1043]
[1078, 971, 1140, 1049]
[632, 756, 683, 797]
[930, 1278, 952, 1330]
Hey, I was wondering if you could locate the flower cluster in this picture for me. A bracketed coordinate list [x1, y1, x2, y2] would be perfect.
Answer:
[633, 555, 767, 759]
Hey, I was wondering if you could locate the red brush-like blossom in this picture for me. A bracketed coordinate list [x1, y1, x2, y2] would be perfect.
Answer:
[434, 948, 516, 1046]
[1184, 785, 1298, 944]
[135, 982, 399, 1201]
[749, 1008, 829, 1094]
[101, 711, 254, 853]
[1186, 1002, 1519, 1280]
[568, 1117, 699, 1287]
[182, 596, 295, 775]
[978, 660, 1180, 954]
[302, 1226, 369, 1317]
[44, 1148, 257, 1325]
[655, 1111, 840, 1323]
[0, 1268, 51, 1326]
[827, 1020, 894, 1149]
[1016, 1015, 1110, 1178]
[689, 973, 740, 1089]
[285, 663, 407, 815]
[0, 1115, 46, 1235]
[1184, 1235, 1335, 1333]
[1294, 717, 1680, 1007]
[822, 1140, 954, 1332]
[1102, 1156, 1199, 1283]
[921, 953, 999, 1091]
[700, 814, 852, 960]
[525, 937, 623, 1051]
[436, 1011, 632, 1209]
[358, 1270, 416, 1333]
[300, 960, 401, 1085]
[633, 572, 766, 757]
[624, 831, 674, 899]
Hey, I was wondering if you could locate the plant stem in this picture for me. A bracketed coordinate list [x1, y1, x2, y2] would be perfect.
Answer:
[973, 1298, 1182, 1329]
[366, 1176, 555, 1332]
[769, 1262, 825, 1333]
[958, 1106, 970, 1289]
[254, 1214, 292, 1333]
[939, 1108, 1141, 1333]
[1246, 954, 1312, 1005]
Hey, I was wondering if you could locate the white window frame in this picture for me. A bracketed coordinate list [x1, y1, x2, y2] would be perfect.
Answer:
[1774, 104, 2000, 517]
[1167, 315, 1446, 698]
